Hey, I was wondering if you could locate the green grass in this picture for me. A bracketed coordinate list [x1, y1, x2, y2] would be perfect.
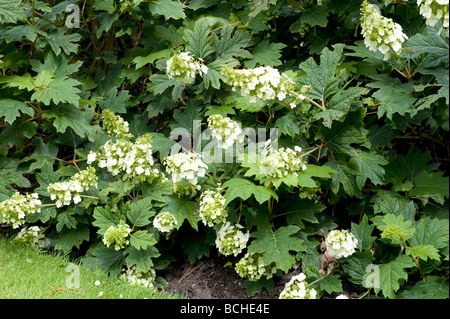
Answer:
[0, 238, 181, 299]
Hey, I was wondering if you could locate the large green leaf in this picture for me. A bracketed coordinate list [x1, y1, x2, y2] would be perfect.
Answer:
[55, 226, 90, 253]
[408, 216, 449, 250]
[92, 206, 121, 235]
[300, 5, 329, 27]
[44, 105, 99, 142]
[318, 274, 342, 294]
[248, 225, 303, 272]
[129, 230, 157, 250]
[367, 74, 416, 120]
[342, 250, 374, 286]
[409, 171, 449, 205]
[222, 178, 278, 206]
[244, 40, 286, 68]
[349, 150, 388, 187]
[0, 99, 34, 124]
[98, 88, 130, 113]
[326, 159, 362, 198]
[40, 29, 82, 55]
[125, 246, 160, 272]
[285, 198, 325, 229]
[161, 196, 199, 230]
[34, 161, 61, 197]
[397, 276, 450, 299]
[0, 0, 27, 23]
[83, 246, 125, 277]
[298, 44, 343, 102]
[213, 28, 252, 60]
[406, 245, 440, 261]
[31, 76, 82, 107]
[364, 254, 415, 299]
[148, 0, 186, 20]
[127, 198, 156, 227]
[404, 26, 449, 68]
[351, 215, 376, 251]
[183, 18, 214, 59]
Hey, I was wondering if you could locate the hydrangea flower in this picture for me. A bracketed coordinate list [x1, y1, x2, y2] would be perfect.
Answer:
[360, 0, 408, 60]
[89, 134, 160, 182]
[102, 220, 131, 250]
[215, 222, 249, 257]
[0, 192, 41, 228]
[164, 152, 208, 187]
[222, 65, 294, 103]
[207, 114, 244, 150]
[259, 145, 307, 178]
[166, 52, 208, 83]
[417, 0, 449, 28]
[153, 211, 178, 233]
[198, 189, 227, 227]
[48, 166, 98, 208]
[11, 226, 49, 247]
[279, 273, 317, 299]
[325, 229, 358, 259]
[101, 109, 133, 139]
[235, 252, 277, 281]
[121, 266, 156, 288]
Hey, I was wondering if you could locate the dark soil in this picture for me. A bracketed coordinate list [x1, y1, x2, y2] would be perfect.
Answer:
[158, 254, 362, 299]
[160, 255, 280, 299]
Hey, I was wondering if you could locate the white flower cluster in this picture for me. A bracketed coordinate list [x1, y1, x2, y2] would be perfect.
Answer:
[325, 229, 358, 259]
[0, 192, 41, 228]
[279, 273, 317, 299]
[164, 152, 208, 196]
[360, 0, 408, 60]
[207, 114, 244, 150]
[235, 252, 277, 281]
[417, 0, 449, 28]
[12, 226, 49, 248]
[102, 220, 131, 250]
[222, 65, 294, 103]
[166, 52, 208, 83]
[153, 211, 178, 233]
[101, 109, 133, 139]
[259, 145, 307, 178]
[89, 134, 160, 182]
[198, 190, 227, 227]
[215, 222, 249, 257]
[48, 166, 98, 208]
[121, 266, 156, 288]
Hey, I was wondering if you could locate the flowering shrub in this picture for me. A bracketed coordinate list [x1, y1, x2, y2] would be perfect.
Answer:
[0, 0, 448, 299]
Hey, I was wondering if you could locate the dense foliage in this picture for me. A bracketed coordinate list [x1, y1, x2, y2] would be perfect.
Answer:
[0, 0, 448, 299]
